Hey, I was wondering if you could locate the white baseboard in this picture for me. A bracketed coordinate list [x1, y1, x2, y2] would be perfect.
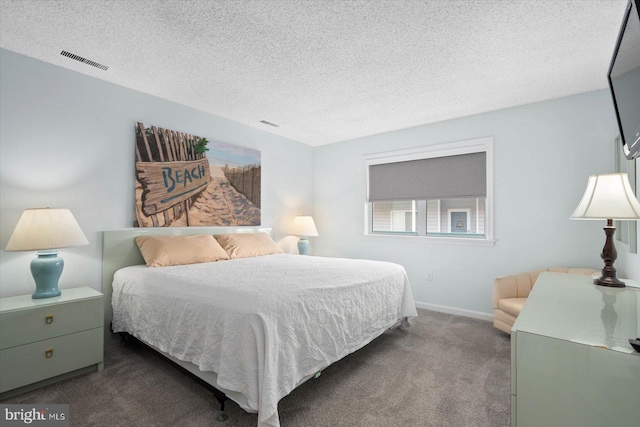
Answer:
[414, 301, 493, 322]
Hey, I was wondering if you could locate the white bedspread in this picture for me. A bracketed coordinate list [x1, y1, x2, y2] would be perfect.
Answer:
[111, 254, 417, 427]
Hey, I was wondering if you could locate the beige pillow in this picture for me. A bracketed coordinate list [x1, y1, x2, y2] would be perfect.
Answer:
[135, 234, 229, 267]
[214, 233, 283, 259]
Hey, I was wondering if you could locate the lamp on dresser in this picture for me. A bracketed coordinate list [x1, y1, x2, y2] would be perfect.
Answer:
[571, 173, 640, 287]
[290, 215, 319, 255]
[4, 208, 89, 298]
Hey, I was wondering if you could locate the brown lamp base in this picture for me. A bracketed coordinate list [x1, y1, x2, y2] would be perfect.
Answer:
[594, 219, 626, 288]
[593, 276, 626, 288]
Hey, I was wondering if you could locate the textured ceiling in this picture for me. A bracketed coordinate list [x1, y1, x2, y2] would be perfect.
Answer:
[0, 0, 629, 146]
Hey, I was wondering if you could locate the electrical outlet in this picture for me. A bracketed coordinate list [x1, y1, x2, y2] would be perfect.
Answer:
[426, 271, 433, 281]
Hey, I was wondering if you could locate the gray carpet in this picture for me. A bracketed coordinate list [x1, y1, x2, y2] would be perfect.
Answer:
[2, 309, 511, 426]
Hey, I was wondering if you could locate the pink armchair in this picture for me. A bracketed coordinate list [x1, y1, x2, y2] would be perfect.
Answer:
[493, 267, 599, 334]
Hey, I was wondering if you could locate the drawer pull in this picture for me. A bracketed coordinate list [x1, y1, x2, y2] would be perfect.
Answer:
[45, 315, 54, 324]
[45, 348, 54, 358]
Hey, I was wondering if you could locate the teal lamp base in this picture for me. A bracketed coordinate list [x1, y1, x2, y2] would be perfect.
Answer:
[31, 251, 63, 299]
[297, 237, 310, 255]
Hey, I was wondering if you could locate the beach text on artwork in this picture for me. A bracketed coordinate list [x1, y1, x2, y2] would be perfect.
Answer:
[162, 162, 207, 192]
[136, 159, 211, 216]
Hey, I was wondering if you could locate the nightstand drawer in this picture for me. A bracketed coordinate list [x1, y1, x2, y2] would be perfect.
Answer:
[0, 327, 103, 393]
[0, 297, 102, 350]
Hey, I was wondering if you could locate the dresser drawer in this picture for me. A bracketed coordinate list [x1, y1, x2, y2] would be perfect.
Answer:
[0, 297, 102, 350]
[0, 327, 103, 393]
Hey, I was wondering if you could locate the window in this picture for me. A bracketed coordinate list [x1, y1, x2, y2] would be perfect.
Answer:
[372, 201, 416, 234]
[364, 137, 494, 245]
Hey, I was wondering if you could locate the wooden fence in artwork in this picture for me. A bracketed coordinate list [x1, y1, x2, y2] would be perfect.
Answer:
[134, 123, 209, 227]
[223, 164, 261, 208]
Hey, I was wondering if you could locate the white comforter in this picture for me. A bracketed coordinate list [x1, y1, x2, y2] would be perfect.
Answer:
[111, 254, 417, 427]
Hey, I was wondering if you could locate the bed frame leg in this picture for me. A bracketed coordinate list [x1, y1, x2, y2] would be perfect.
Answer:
[118, 332, 133, 347]
[214, 391, 229, 422]
[400, 317, 411, 329]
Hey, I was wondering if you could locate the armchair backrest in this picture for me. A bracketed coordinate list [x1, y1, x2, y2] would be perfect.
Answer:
[493, 269, 546, 309]
[492, 267, 599, 309]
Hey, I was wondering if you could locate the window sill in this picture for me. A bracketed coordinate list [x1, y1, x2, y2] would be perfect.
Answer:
[363, 233, 496, 247]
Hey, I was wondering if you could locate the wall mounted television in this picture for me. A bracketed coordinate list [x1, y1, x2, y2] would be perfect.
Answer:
[608, 0, 640, 160]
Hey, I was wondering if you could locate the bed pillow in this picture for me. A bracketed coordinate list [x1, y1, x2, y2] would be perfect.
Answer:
[214, 233, 283, 259]
[135, 234, 230, 267]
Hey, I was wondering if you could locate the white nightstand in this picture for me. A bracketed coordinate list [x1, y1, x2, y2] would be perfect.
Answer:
[0, 287, 104, 399]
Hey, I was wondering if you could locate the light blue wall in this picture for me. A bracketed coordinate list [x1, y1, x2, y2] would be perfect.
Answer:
[3, 47, 636, 312]
[314, 90, 629, 316]
[0, 48, 314, 297]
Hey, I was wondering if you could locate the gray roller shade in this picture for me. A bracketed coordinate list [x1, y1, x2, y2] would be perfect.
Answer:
[368, 152, 486, 201]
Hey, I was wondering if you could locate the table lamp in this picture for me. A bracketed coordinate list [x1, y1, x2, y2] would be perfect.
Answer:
[571, 173, 640, 287]
[290, 216, 318, 255]
[5, 208, 89, 298]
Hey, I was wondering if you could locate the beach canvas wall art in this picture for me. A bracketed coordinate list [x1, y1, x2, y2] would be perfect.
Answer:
[134, 122, 261, 227]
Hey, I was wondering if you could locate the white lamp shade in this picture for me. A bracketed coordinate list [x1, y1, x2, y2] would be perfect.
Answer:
[571, 173, 640, 220]
[5, 208, 89, 251]
[290, 216, 319, 237]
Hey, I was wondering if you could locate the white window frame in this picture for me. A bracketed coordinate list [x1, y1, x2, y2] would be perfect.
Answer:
[363, 136, 495, 246]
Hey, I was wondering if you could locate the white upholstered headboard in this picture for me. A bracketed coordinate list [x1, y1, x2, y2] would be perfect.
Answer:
[102, 226, 272, 338]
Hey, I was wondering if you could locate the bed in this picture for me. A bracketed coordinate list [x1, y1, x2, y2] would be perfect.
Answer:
[102, 227, 417, 427]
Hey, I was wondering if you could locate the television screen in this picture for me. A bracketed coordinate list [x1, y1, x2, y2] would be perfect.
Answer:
[608, 0, 640, 160]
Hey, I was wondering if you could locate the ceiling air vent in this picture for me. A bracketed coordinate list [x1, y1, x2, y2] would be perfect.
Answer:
[60, 50, 109, 71]
[259, 120, 280, 128]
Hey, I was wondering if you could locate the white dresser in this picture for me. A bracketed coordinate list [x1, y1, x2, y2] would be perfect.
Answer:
[511, 272, 640, 427]
[0, 287, 104, 399]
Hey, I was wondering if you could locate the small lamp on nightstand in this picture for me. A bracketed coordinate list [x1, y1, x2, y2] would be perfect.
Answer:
[571, 173, 640, 288]
[290, 216, 319, 255]
[5, 208, 89, 299]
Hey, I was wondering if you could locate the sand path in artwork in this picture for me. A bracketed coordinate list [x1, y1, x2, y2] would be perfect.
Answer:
[171, 165, 260, 227]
